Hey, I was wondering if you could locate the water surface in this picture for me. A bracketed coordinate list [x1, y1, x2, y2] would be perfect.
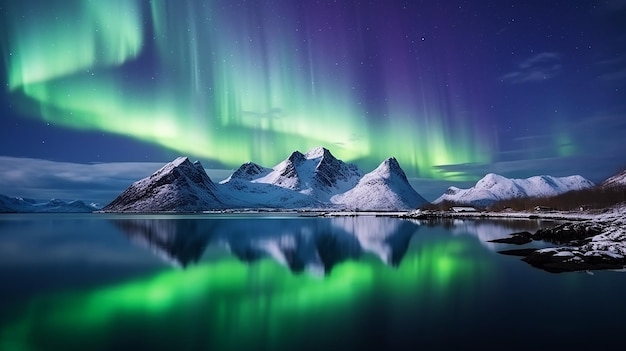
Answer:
[0, 214, 622, 350]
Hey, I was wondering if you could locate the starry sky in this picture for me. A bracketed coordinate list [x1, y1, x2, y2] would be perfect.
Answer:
[1, 0, 625, 203]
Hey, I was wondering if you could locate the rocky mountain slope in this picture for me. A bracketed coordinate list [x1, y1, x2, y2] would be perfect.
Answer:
[103, 157, 224, 212]
[602, 169, 626, 188]
[103, 147, 426, 212]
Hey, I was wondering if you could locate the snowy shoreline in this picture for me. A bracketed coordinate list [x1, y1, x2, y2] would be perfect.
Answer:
[412, 205, 626, 273]
[60, 205, 626, 273]
[329, 206, 626, 273]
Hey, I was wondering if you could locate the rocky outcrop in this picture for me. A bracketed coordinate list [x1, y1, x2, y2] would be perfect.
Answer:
[532, 222, 603, 244]
[488, 231, 532, 245]
[493, 208, 626, 273]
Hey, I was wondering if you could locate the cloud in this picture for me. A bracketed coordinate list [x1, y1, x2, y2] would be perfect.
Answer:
[596, 57, 626, 81]
[0, 156, 233, 205]
[500, 52, 561, 84]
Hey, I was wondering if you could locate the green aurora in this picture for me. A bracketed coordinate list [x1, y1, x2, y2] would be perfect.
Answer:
[2, 0, 491, 179]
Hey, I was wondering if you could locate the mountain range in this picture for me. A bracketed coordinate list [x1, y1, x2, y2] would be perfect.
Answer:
[103, 147, 429, 212]
[2, 147, 611, 213]
[0, 195, 100, 213]
[434, 173, 595, 207]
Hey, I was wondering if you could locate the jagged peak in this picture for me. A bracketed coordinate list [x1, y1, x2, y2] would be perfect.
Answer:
[444, 186, 461, 195]
[287, 150, 305, 164]
[373, 157, 405, 178]
[230, 161, 269, 180]
[151, 157, 196, 177]
[304, 146, 332, 160]
[172, 156, 190, 166]
[193, 160, 206, 173]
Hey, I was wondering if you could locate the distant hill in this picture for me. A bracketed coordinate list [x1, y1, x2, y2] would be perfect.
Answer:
[0, 194, 100, 213]
[602, 169, 626, 188]
[434, 173, 594, 207]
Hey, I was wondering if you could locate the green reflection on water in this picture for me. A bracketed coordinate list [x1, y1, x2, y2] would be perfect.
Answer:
[1, 236, 489, 351]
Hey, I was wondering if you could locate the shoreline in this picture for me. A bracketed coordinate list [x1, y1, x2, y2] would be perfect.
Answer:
[93, 207, 612, 222]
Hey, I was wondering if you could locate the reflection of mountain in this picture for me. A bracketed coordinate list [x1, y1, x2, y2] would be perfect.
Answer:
[112, 217, 419, 274]
[116, 219, 218, 267]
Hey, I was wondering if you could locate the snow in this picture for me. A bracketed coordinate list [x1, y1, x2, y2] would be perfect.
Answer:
[434, 173, 594, 206]
[507, 205, 626, 271]
[331, 158, 428, 211]
[602, 169, 626, 188]
[554, 251, 575, 257]
[103, 147, 428, 212]
[103, 157, 224, 212]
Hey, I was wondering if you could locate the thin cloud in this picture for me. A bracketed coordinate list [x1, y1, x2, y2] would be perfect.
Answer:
[500, 52, 561, 84]
[0, 156, 233, 204]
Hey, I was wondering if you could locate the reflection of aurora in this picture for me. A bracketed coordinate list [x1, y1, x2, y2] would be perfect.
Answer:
[1, 236, 488, 351]
[2, 0, 491, 178]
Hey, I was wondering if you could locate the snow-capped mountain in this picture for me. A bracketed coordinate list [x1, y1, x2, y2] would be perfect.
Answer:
[103, 148, 427, 212]
[434, 173, 594, 207]
[602, 169, 626, 188]
[0, 194, 100, 213]
[332, 158, 429, 211]
[103, 157, 224, 212]
[222, 147, 363, 200]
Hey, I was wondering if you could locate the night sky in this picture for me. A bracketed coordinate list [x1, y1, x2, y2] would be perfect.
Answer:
[1, 0, 625, 203]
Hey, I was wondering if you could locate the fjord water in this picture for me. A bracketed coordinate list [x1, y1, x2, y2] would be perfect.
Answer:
[0, 214, 623, 350]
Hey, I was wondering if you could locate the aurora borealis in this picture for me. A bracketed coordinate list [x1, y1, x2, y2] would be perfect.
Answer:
[1, 0, 626, 197]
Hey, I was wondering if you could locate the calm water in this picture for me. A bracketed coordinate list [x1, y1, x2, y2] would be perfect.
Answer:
[0, 214, 623, 351]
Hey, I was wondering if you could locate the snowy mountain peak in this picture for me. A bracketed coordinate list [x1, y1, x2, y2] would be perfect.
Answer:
[224, 162, 271, 182]
[331, 157, 428, 211]
[602, 169, 626, 188]
[172, 156, 189, 166]
[304, 146, 331, 160]
[103, 156, 223, 212]
[247, 147, 364, 196]
[287, 150, 306, 164]
[475, 173, 510, 189]
[150, 157, 198, 182]
[311, 148, 363, 192]
[373, 157, 408, 181]
[192, 160, 205, 174]
[434, 173, 595, 207]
